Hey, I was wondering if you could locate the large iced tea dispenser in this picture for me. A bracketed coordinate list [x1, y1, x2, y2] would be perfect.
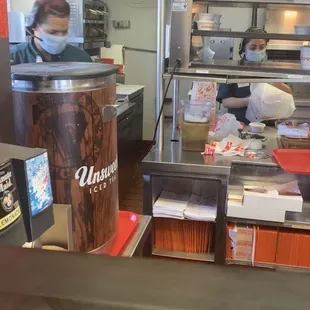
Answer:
[11, 62, 119, 252]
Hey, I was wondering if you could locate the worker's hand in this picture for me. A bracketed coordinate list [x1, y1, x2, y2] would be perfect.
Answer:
[222, 97, 249, 109]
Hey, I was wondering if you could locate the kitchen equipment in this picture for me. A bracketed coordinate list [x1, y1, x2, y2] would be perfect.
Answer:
[273, 149, 310, 174]
[11, 62, 119, 252]
[208, 36, 234, 60]
[2, 144, 54, 242]
[248, 139, 263, 150]
[294, 25, 310, 35]
[0, 155, 26, 246]
[90, 28, 100, 37]
[202, 37, 215, 60]
[182, 118, 210, 152]
[213, 15, 222, 23]
[180, 100, 213, 151]
[181, 100, 215, 124]
[197, 21, 221, 31]
[68, 0, 109, 51]
[87, 9, 99, 20]
[198, 13, 216, 21]
[191, 35, 233, 61]
[191, 39, 203, 58]
[198, 13, 222, 23]
[249, 122, 266, 133]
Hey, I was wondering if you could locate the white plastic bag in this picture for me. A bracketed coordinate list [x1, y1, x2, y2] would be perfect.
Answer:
[209, 113, 242, 142]
[246, 83, 295, 122]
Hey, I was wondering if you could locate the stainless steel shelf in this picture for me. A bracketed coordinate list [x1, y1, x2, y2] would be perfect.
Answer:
[170, 60, 310, 81]
[164, 73, 309, 83]
[192, 30, 310, 41]
[163, 73, 227, 83]
[153, 248, 215, 262]
[194, 0, 310, 5]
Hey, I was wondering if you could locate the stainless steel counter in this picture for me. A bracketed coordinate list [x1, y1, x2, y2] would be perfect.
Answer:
[142, 124, 278, 178]
[142, 122, 310, 232]
[116, 84, 144, 101]
[116, 84, 145, 117]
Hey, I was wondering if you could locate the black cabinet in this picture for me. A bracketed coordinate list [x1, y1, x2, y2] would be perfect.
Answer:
[117, 93, 145, 201]
[117, 93, 143, 154]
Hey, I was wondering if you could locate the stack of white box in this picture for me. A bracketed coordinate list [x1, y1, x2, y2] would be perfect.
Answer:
[227, 186, 303, 223]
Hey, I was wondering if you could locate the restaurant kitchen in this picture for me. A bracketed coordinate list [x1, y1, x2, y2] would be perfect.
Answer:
[144, 0, 310, 270]
[1, 0, 310, 301]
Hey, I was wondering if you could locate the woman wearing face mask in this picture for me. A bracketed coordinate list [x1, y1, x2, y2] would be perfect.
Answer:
[217, 27, 292, 124]
[10, 0, 92, 64]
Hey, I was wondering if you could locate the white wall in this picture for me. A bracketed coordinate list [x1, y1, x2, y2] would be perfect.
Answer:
[9, 0, 33, 12]
[106, 0, 157, 141]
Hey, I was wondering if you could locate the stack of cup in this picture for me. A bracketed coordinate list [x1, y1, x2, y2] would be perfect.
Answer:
[196, 13, 222, 31]
[300, 45, 310, 70]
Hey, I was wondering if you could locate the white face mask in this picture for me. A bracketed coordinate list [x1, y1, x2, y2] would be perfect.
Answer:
[245, 49, 267, 62]
[39, 31, 68, 55]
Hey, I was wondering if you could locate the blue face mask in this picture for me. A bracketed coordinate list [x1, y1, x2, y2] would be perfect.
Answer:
[39, 31, 68, 55]
[245, 50, 267, 62]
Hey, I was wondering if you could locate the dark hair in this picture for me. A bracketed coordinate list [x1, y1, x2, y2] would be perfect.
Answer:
[27, 0, 70, 28]
[3, 191, 9, 198]
[239, 27, 269, 57]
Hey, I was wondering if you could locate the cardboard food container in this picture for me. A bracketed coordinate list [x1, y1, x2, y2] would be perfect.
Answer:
[227, 201, 286, 223]
[243, 186, 303, 213]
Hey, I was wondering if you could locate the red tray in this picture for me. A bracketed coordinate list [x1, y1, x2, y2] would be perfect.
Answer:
[91, 211, 140, 256]
[273, 149, 310, 175]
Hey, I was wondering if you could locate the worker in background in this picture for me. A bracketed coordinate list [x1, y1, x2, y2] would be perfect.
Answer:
[217, 27, 292, 124]
[10, 0, 91, 64]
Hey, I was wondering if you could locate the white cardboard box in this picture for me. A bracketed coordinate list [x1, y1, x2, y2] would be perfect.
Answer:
[243, 190, 303, 213]
[227, 202, 286, 223]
